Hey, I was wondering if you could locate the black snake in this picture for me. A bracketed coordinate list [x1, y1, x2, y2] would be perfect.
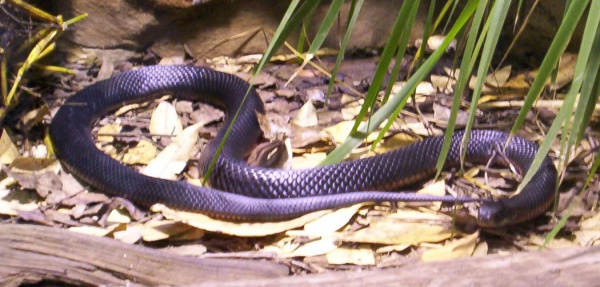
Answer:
[49, 65, 557, 227]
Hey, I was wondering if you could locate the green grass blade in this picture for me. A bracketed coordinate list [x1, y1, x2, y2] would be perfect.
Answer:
[459, 0, 511, 162]
[320, 0, 479, 166]
[347, 1, 421, 135]
[204, 0, 319, 183]
[541, 204, 571, 250]
[515, 0, 590, 193]
[568, 0, 600, 147]
[253, 0, 321, 76]
[510, 0, 589, 135]
[435, 0, 490, 177]
[325, 0, 365, 104]
[380, 2, 419, 105]
[299, 0, 344, 67]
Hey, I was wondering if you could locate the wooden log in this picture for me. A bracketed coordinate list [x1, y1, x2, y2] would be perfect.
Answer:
[194, 245, 600, 287]
[2, 223, 598, 287]
[0, 224, 288, 286]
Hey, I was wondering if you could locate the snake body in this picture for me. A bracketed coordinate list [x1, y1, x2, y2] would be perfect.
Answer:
[50, 65, 557, 227]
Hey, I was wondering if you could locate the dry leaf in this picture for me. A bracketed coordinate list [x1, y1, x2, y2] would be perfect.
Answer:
[280, 237, 338, 258]
[289, 204, 365, 237]
[0, 189, 39, 216]
[123, 139, 157, 165]
[547, 52, 577, 90]
[430, 75, 456, 93]
[149, 101, 183, 139]
[142, 122, 203, 179]
[527, 235, 580, 250]
[154, 204, 330, 237]
[162, 244, 208, 256]
[21, 105, 49, 130]
[415, 81, 436, 95]
[113, 224, 144, 244]
[327, 246, 375, 265]
[97, 123, 121, 143]
[292, 100, 318, 128]
[0, 130, 19, 165]
[106, 208, 132, 224]
[469, 76, 494, 93]
[324, 120, 382, 144]
[416, 180, 446, 210]
[341, 101, 362, 121]
[10, 158, 61, 174]
[415, 35, 456, 53]
[69, 224, 120, 237]
[142, 220, 204, 242]
[421, 231, 479, 262]
[372, 132, 417, 154]
[337, 218, 453, 245]
[291, 152, 327, 169]
[575, 212, 600, 246]
[158, 56, 185, 66]
[485, 65, 512, 87]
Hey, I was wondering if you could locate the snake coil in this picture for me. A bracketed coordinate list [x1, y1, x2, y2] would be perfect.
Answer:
[50, 65, 557, 227]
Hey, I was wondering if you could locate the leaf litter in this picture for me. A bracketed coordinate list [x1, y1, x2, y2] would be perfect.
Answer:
[0, 48, 598, 273]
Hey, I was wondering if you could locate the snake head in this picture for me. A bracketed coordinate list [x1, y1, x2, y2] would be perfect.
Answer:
[477, 200, 513, 227]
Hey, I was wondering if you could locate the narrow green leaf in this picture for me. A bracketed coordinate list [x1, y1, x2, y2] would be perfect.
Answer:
[541, 204, 571, 250]
[301, 0, 345, 66]
[321, 0, 479, 165]
[254, 0, 321, 76]
[204, 0, 320, 183]
[567, 0, 600, 149]
[515, 0, 590, 193]
[326, 0, 365, 104]
[510, 0, 589, 134]
[348, 1, 421, 135]
[435, 0, 490, 177]
[459, 0, 511, 163]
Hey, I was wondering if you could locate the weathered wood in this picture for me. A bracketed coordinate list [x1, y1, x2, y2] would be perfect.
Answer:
[2, 223, 598, 287]
[0, 224, 288, 287]
[194, 246, 600, 287]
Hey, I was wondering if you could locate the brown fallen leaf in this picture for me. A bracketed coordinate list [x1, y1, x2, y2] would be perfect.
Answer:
[326, 246, 375, 266]
[142, 122, 203, 179]
[420, 231, 479, 262]
[335, 212, 456, 245]
[153, 204, 330, 237]
[149, 101, 183, 141]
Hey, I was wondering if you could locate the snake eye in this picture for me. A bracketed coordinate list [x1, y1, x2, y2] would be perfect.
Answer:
[477, 200, 507, 227]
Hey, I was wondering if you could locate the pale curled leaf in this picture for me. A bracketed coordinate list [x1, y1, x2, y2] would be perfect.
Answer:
[69, 224, 120, 237]
[280, 237, 338, 258]
[485, 65, 512, 87]
[97, 123, 121, 143]
[575, 212, 600, 246]
[292, 100, 318, 127]
[142, 220, 204, 242]
[289, 203, 365, 237]
[113, 224, 144, 244]
[149, 101, 182, 138]
[153, 204, 330, 237]
[326, 246, 375, 265]
[0, 130, 19, 165]
[142, 122, 203, 179]
[336, 214, 455, 245]
[421, 231, 480, 262]
[123, 139, 157, 165]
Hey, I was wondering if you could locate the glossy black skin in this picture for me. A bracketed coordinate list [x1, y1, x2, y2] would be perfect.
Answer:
[50, 65, 556, 227]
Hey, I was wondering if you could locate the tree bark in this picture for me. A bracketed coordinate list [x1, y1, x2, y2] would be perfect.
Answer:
[0, 224, 288, 286]
[2, 223, 598, 287]
[195, 245, 600, 287]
